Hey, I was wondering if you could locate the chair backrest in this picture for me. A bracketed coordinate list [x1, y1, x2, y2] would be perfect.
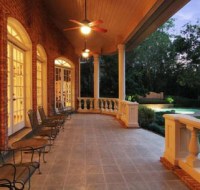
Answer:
[51, 104, 58, 115]
[27, 109, 39, 129]
[38, 106, 47, 122]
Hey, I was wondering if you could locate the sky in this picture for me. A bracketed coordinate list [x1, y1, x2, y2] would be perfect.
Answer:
[169, 0, 200, 34]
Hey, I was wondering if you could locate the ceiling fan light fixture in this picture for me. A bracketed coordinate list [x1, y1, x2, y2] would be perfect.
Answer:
[82, 50, 89, 58]
[85, 48, 90, 53]
[80, 25, 91, 35]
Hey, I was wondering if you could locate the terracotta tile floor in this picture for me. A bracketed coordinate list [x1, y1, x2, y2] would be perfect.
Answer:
[28, 113, 188, 190]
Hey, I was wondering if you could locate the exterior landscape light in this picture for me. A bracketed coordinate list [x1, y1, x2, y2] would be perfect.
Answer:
[80, 25, 91, 35]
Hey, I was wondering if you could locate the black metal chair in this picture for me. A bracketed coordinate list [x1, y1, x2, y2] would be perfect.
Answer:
[53, 104, 72, 120]
[0, 148, 40, 190]
[28, 109, 58, 145]
[38, 106, 65, 130]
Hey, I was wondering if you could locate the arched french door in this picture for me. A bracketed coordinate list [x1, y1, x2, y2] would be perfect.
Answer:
[55, 58, 75, 111]
[37, 45, 47, 112]
[7, 18, 32, 136]
[7, 43, 25, 134]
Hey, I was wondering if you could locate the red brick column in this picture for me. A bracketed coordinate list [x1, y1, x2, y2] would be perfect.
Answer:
[47, 57, 55, 115]
[32, 43, 37, 112]
[0, 8, 8, 149]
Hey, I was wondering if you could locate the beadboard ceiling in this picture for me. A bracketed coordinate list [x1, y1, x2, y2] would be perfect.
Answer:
[43, 0, 189, 55]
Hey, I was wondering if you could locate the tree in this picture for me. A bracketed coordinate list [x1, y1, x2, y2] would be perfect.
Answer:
[81, 58, 94, 97]
[173, 21, 200, 98]
[100, 55, 118, 97]
[80, 19, 200, 100]
[126, 19, 177, 96]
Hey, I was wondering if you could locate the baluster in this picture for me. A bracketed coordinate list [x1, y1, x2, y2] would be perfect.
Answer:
[101, 99, 104, 111]
[109, 100, 113, 112]
[115, 100, 118, 112]
[105, 100, 108, 112]
[99, 99, 101, 110]
[107, 100, 110, 111]
[97, 98, 99, 110]
[186, 126, 200, 167]
[84, 99, 87, 110]
[89, 99, 93, 110]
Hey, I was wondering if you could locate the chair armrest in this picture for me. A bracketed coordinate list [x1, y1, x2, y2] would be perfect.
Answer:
[0, 163, 17, 182]
[1, 146, 35, 164]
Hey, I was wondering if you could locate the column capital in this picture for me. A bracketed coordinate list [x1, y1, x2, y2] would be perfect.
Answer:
[117, 44, 125, 51]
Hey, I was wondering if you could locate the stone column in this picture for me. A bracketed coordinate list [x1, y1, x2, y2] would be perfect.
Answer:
[93, 54, 99, 111]
[79, 58, 81, 98]
[117, 44, 125, 118]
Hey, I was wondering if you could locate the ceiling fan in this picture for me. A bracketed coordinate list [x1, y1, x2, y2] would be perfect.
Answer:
[64, 0, 107, 34]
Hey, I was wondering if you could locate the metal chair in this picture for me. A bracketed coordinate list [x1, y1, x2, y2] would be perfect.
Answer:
[53, 104, 72, 120]
[38, 106, 65, 130]
[28, 109, 58, 145]
[0, 148, 39, 190]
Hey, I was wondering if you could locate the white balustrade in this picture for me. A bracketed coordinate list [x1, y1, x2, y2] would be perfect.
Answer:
[99, 98, 118, 114]
[77, 97, 139, 128]
[163, 114, 200, 182]
[77, 97, 94, 111]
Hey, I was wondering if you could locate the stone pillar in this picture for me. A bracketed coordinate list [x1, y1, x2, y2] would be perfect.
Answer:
[79, 58, 81, 98]
[93, 54, 99, 111]
[117, 44, 125, 118]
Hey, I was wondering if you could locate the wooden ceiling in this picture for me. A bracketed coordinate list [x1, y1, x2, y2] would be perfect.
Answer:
[43, 0, 189, 55]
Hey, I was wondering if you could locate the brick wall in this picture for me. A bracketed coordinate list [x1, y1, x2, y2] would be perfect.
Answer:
[0, 0, 79, 148]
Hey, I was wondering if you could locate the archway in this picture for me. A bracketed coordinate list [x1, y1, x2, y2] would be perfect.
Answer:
[54, 57, 75, 111]
[7, 17, 32, 135]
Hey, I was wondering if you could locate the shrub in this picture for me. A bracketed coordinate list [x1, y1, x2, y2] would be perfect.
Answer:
[138, 106, 155, 128]
[172, 96, 200, 107]
[126, 94, 139, 102]
[165, 96, 174, 104]
[138, 98, 167, 104]
[154, 113, 165, 126]
[154, 111, 174, 126]
[148, 122, 165, 137]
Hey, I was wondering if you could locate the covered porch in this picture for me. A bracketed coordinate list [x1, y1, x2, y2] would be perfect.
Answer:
[0, 0, 197, 189]
[29, 113, 188, 190]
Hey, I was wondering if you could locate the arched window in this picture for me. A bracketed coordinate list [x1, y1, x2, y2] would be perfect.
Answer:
[7, 17, 32, 136]
[36, 45, 47, 113]
[55, 58, 75, 110]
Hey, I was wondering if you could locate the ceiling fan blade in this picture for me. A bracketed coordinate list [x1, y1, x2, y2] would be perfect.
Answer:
[89, 20, 103, 27]
[92, 26, 107, 33]
[69, 19, 85, 26]
[64, 27, 80, 31]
